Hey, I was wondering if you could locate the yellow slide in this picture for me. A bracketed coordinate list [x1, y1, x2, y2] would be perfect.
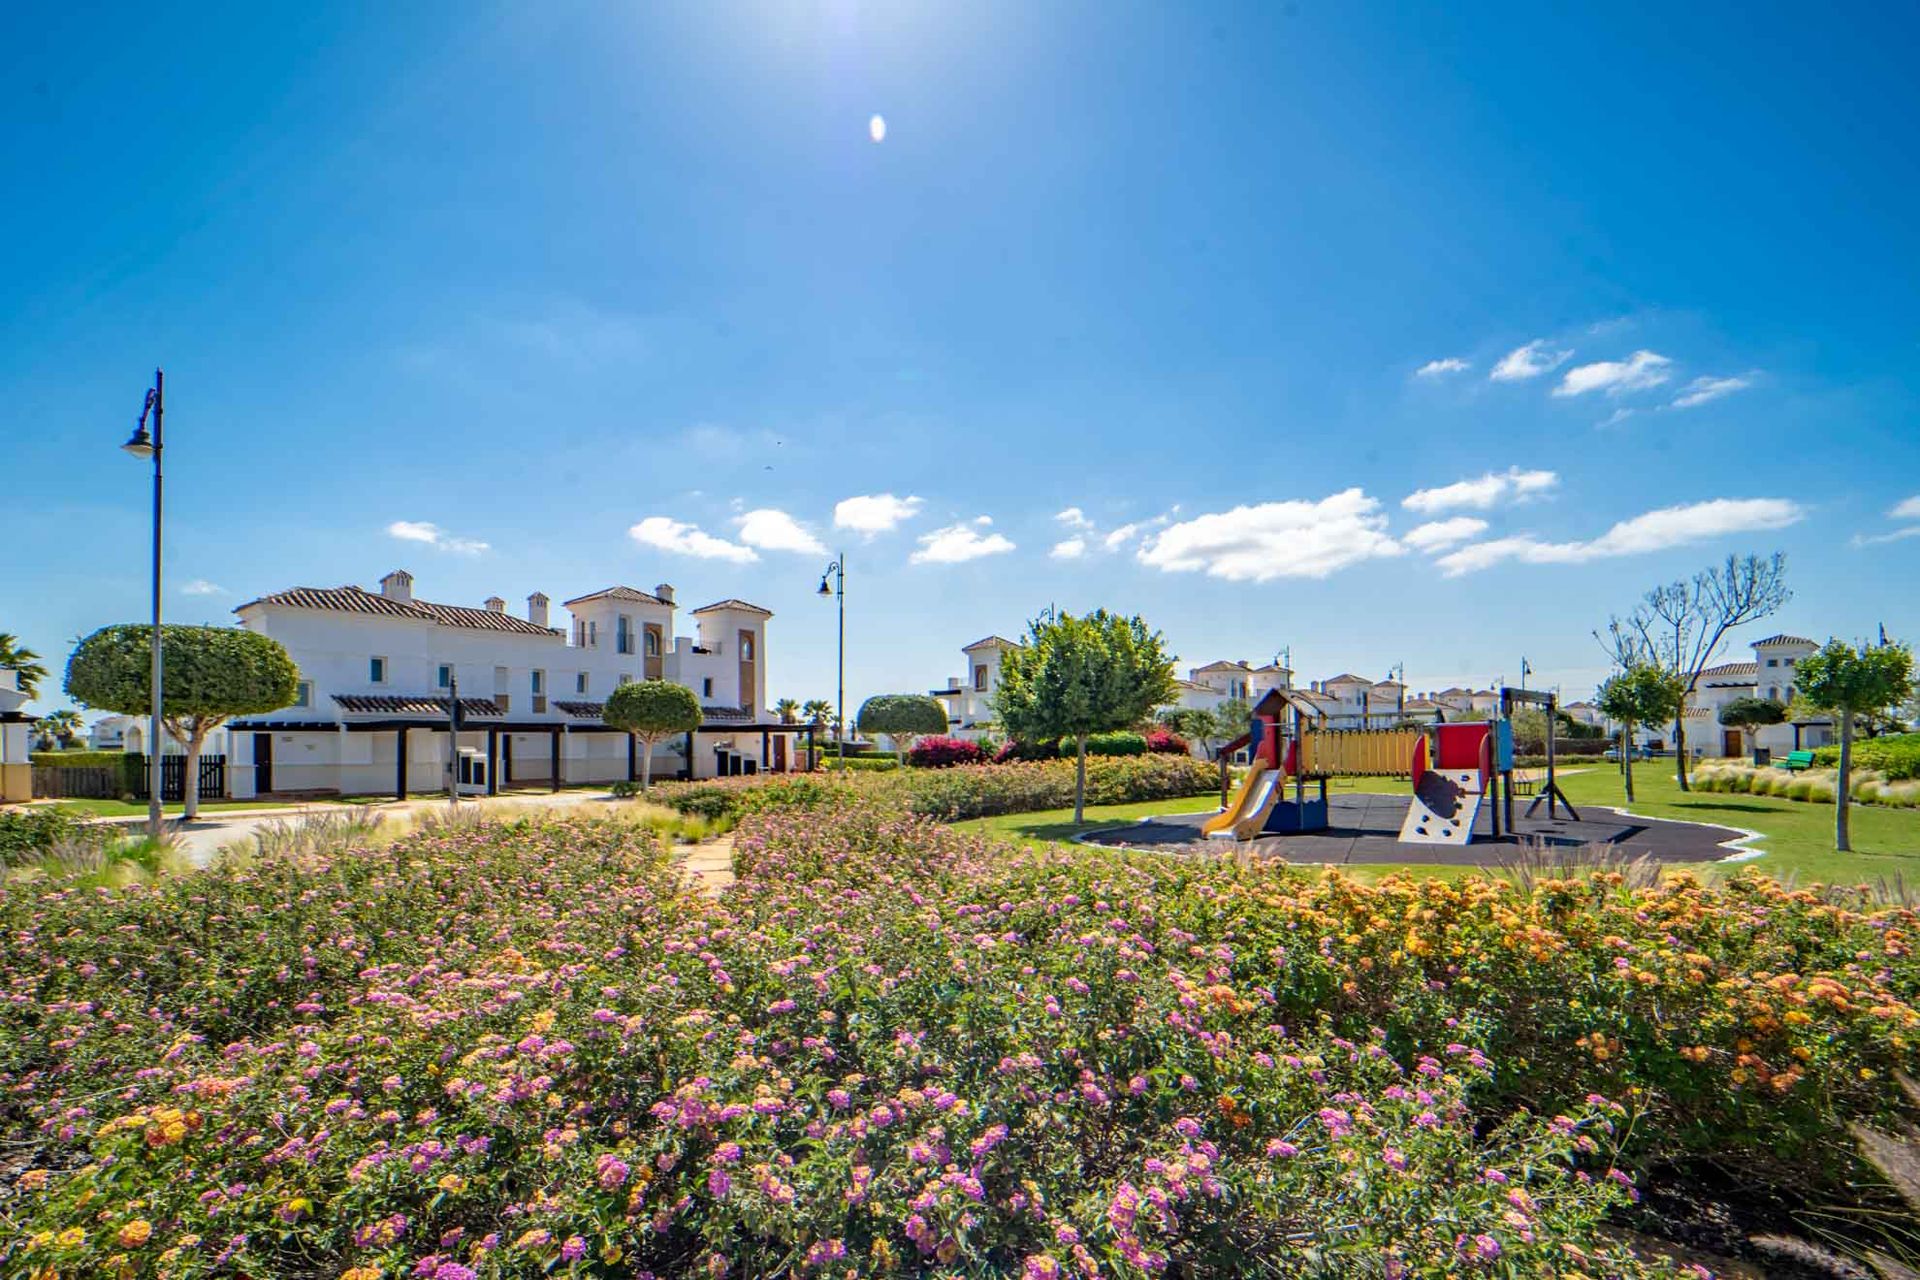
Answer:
[1201, 761, 1275, 838]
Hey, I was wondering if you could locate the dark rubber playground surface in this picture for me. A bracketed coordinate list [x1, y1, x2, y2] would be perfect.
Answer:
[1081, 792, 1751, 866]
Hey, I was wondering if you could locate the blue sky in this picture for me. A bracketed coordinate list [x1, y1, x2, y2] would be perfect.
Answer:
[4, 1, 1916, 716]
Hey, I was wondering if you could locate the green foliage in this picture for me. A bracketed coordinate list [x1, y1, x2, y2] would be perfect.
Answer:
[1813, 732, 1920, 780]
[602, 679, 703, 739]
[65, 624, 299, 723]
[0, 631, 49, 698]
[603, 679, 703, 791]
[897, 753, 1214, 821]
[0, 807, 80, 863]
[1063, 729, 1147, 757]
[1718, 695, 1787, 728]
[1798, 641, 1915, 721]
[28, 749, 127, 769]
[994, 608, 1176, 821]
[854, 694, 949, 740]
[1595, 664, 1688, 731]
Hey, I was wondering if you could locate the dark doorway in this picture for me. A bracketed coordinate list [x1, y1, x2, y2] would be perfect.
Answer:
[254, 733, 274, 795]
[772, 735, 787, 772]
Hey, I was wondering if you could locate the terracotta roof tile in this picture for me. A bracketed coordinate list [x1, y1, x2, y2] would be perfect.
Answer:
[962, 635, 1021, 652]
[692, 599, 774, 617]
[239, 585, 561, 636]
[562, 586, 670, 608]
[1751, 634, 1816, 648]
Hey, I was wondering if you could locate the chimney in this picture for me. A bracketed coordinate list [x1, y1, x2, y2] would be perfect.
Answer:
[484, 596, 506, 613]
[527, 592, 550, 628]
[654, 583, 675, 605]
[379, 569, 413, 602]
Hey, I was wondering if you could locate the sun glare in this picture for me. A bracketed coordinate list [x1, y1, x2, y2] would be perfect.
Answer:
[868, 114, 886, 143]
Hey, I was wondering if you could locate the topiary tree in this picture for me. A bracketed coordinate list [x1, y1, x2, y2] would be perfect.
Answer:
[1593, 663, 1686, 803]
[65, 624, 299, 818]
[603, 679, 703, 793]
[993, 608, 1176, 824]
[1717, 695, 1786, 751]
[856, 694, 950, 764]
[1796, 639, 1915, 852]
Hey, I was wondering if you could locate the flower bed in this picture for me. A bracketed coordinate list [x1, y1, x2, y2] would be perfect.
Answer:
[3, 806, 1916, 1277]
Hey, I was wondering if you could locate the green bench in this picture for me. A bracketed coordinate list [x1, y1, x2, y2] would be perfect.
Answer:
[1774, 749, 1816, 772]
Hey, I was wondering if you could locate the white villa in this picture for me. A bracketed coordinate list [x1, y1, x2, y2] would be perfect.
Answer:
[219, 569, 804, 799]
[931, 636, 1021, 739]
[1681, 633, 1832, 757]
[0, 667, 33, 803]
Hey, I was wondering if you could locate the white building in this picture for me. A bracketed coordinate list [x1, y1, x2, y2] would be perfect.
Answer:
[0, 667, 34, 803]
[931, 636, 1022, 739]
[1681, 633, 1830, 758]
[221, 569, 802, 799]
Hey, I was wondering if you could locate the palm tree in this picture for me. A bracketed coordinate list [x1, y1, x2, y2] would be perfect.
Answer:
[802, 699, 833, 730]
[773, 697, 801, 725]
[0, 633, 48, 699]
[40, 708, 83, 749]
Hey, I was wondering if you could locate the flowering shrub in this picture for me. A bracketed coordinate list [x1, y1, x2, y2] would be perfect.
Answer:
[995, 738, 1060, 763]
[894, 754, 1216, 821]
[0, 809, 1741, 1279]
[907, 735, 988, 769]
[1143, 727, 1191, 755]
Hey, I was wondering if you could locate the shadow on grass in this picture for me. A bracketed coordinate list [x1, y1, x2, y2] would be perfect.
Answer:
[1670, 800, 1783, 815]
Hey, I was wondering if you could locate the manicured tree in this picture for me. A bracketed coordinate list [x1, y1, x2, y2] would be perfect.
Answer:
[1717, 696, 1786, 754]
[993, 608, 1176, 824]
[603, 679, 703, 793]
[1593, 663, 1686, 803]
[65, 624, 299, 818]
[1795, 639, 1915, 852]
[773, 697, 801, 725]
[856, 694, 950, 764]
[0, 633, 49, 699]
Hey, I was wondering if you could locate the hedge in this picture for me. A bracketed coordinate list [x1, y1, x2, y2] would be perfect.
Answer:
[28, 749, 129, 769]
[1812, 731, 1920, 780]
[1059, 730, 1147, 757]
[0, 807, 81, 863]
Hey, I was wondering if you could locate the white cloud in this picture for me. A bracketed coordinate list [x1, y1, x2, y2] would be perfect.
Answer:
[1050, 537, 1088, 560]
[1599, 407, 1639, 428]
[1892, 495, 1920, 521]
[1434, 497, 1805, 576]
[1670, 374, 1752, 409]
[1137, 489, 1403, 582]
[1103, 522, 1143, 550]
[1554, 349, 1672, 398]
[1490, 340, 1572, 382]
[180, 579, 226, 596]
[1415, 357, 1470, 378]
[910, 519, 1016, 565]
[1054, 506, 1094, 529]
[734, 508, 827, 555]
[1402, 517, 1489, 552]
[386, 520, 490, 555]
[1402, 467, 1559, 514]
[833, 493, 924, 536]
[1852, 526, 1920, 548]
[629, 516, 758, 564]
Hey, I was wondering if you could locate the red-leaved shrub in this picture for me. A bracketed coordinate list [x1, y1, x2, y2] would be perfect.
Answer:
[909, 735, 987, 769]
[1144, 727, 1191, 755]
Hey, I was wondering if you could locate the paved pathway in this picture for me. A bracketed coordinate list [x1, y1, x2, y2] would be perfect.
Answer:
[675, 835, 736, 896]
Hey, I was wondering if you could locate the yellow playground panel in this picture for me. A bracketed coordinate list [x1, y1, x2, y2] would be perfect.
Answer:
[1296, 728, 1421, 778]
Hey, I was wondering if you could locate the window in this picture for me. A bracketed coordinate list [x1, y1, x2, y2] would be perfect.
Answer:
[1766, 658, 1779, 667]
[1785, 658, 1797, 668]
[531, 669, 545, 695]
[293, 681, 312, 708]
[437, 664, 453, 689]
[973, 663, 989, 691]
[702, 677, 714, 697]
[644, 628, 660, 657]
[575, 672, 589, 694]
[370, 656, 388, 684]
[617, 615, 634, 655]
[740, 634, 754, 660]
[1768, 686, 1779, 700]
[588, 619, 599, 647]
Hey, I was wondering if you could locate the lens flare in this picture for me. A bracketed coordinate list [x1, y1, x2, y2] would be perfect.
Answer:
[869, 114, 886, 143]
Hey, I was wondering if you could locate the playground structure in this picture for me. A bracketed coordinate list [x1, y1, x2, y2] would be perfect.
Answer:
[1204, 686, 1578, 845]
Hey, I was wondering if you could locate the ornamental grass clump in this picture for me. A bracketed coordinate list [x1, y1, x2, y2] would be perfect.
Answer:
[3, 806, 1917, 1277]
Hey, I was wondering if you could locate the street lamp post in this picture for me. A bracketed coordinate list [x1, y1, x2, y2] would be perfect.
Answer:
[817, 553, 845, 767]
[120, 369, 165, 840]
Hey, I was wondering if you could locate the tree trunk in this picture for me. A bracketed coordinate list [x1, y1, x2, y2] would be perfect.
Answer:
[1621, 725, 1636, 803]
[1073, 734, 1088, 825]
[640, 735, 655, 793]
[1673, 715, 1690, 791]
[1835, 711, 1853, 853]
[181, 722, 210, 820]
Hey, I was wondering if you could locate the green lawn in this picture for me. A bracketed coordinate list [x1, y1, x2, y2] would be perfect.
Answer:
[954, 764, 1920, 888]
[37, 798, 311, 818]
